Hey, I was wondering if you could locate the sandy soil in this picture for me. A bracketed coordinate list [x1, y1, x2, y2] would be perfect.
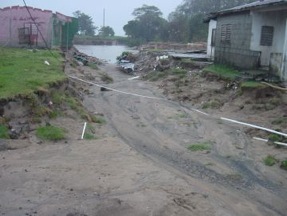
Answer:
[0, 59, 287, 216]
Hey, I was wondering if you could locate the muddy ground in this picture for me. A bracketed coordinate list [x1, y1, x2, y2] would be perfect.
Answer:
[0, 52, 287, 216]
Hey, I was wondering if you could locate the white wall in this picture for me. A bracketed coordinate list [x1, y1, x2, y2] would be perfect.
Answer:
[251, 11, 287, 52]
[207, 19, 217, 60]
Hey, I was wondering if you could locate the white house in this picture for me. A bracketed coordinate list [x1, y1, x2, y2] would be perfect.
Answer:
[206, 0, 287, 81]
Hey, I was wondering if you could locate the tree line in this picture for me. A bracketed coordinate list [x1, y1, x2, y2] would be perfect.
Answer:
[74, 0, 256, 44]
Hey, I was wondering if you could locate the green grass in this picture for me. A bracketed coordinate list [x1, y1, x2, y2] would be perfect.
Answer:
[263, 155, 277, 166]
[280, 160, 287, 170]
[36, 125, 65, 141]
[0, 48, 66, 99]
[204, 64, 239, 80]
[188, 142, 212, 152]
[240, 81, 264, 88]
[0, 124, 10, 139]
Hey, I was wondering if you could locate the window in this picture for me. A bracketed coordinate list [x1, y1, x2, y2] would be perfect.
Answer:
[211, 28, 216, 46]
[260, 26, 274, 46]
[221, 24, 231, 44]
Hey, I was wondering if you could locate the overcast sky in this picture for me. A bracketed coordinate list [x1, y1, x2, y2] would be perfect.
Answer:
[1, 0, 183, 36]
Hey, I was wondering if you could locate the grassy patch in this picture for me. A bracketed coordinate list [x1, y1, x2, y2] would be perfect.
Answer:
[0, 48, 66, 99]
[0, 124, 10, 139]
[280, 160, 287, 170]
[204, 64, 239, 80]
[36, 125, 65, 141]
[240, 81, 264, 88]
[263, 155, 278, 166]
[188, 142, 211, 152]
[91, 115, 106, 125]
[202, 99, 222, 109]
[83, 124, 97, 140]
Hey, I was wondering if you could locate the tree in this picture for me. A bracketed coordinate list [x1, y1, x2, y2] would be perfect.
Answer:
[168, 0, 255, 42]
[73, 10, 96, 36]
[98, 26, 115, 37]
[123, 5, 168, 43]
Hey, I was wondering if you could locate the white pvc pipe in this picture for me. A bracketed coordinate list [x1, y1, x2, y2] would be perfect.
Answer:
[221, 117, 287, 137]
[81, 122, 87, 140]
[253, 137, 287, 147]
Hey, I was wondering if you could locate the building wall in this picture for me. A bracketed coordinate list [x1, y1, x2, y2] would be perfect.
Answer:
[251, 10, 287, 80]
[207, 19, 217, 60]
[0, 6, 53, 47]
[214, 12, 260, 68]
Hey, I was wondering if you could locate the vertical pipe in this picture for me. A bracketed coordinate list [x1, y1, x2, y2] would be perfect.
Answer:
[81, 122, 87, 140]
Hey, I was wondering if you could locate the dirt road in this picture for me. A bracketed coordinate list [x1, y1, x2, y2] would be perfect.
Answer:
[1, 63, 287, 216]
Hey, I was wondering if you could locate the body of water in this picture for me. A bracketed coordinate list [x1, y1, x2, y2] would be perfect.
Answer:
[75, 45, 136, 63]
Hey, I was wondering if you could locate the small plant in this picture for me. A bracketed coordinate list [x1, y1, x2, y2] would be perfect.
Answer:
[36, 125, 65, 141]
[188, 142, 211, 152]
[202, 99, 222, 109]
[91, 115, 106, 125]
[84, 133, 96, 140]
[99, 72, 113, 83]
[0, 124, 10, 139]
[263, 155, 277, 166]
[280, 160, 287, 170]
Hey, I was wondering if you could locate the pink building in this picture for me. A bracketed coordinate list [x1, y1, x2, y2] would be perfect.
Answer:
[0, 6, 77, 48]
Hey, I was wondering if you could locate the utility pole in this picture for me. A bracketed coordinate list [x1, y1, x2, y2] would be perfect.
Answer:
[103, 8, 105, 27]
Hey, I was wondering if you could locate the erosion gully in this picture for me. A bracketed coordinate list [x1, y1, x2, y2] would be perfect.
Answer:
[83, 64, 287, 216]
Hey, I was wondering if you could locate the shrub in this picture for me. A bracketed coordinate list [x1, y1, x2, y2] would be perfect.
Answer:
[263, 155, 277, 166]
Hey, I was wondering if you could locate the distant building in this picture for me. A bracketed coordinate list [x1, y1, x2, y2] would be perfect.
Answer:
[206, 0, 287, 81]
[0, 6, 78, 48]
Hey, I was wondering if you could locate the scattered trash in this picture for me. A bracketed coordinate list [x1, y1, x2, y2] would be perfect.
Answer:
[44, 60, 50, 65]
[117, 60, 135, 74]
[128, 76, 140, 81]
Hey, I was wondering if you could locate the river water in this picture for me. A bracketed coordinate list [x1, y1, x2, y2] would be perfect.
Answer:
[75, 45, 136, 63]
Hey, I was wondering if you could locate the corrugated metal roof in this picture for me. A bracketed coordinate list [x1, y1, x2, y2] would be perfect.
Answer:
[206, 0, 287, 21]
